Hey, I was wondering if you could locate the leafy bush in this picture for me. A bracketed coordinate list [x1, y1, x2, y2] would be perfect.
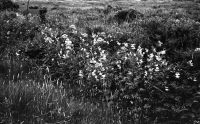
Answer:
[0, 0, 19, 11]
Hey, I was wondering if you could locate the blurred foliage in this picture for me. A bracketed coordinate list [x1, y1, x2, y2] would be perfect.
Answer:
[0, 0, 19, 11]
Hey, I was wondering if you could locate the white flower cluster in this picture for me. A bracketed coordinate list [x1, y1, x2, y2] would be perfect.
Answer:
[79, 33, 109, 81]
[86, 49, 108, 81]
[69, 25, 77, 34]
[92, 32, 108, 45]
[41, 24, 198, 84]
[58, 34, 73, 59]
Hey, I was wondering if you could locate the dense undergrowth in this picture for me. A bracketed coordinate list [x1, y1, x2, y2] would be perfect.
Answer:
[1, 0, 200, 123]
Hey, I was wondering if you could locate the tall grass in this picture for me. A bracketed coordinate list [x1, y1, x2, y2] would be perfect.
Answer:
[0, 78, 120, 123]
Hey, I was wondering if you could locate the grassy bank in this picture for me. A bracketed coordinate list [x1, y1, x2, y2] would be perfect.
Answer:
[1, 0, 200, 123]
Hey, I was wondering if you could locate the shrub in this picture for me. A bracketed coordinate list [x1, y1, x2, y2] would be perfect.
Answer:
[111, 9, 143, 24]
[0, 0, 19, 11]
[29, 6, 39, 10]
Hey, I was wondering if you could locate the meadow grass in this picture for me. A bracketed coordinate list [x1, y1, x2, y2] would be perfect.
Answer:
[1, 0, 200, 123]
[0, 78, 120, 124]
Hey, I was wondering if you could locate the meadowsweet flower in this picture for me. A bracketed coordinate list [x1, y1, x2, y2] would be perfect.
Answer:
[91, 70, 96, 76]
[79, 70, 83, 78]
[117, 64, 121, 69]
[81, 33, 88, 37]
[121, 46, 126, 50]
[45, 37, 54, 43]
[107, 34, 112, 38]
[95, 62, 103, 68]
[101, 74, 106, 80]
[62, 34, 68, 39]
[92, 33, 97, 38]
[193, 77, 197, 82]
[131, 44, 136, 49]
[149, 68, 154, 72]
[161, 60, 168, 66]
[145, 48, 149, 53]
[148, 53, 154, 61]
[157, 41, 163, 47]
[66, 45, 72, 50]
[86, 52, 90, 58]
[155, 66, 159, 72]
[62, 51, 70, 59]
[165, 86, 169, 91]
[144, 71, 148, 76]
[152, 47, 156, 52]
[97, 37, 104, 43]
[7, 31, 10, 35]
[69, 25, 77, 33]
[187, 60, 193, 66]
[137, 59, 143, 65]
[90, 58, 96, 64]
[123, 43, 128, 47]
[65, 38, 71, 44]
[16, 13, 25, 20]
[100, 50, 107, 61]
[175, 19, 180, 23]
[195, 48, 200, 51]
[155, 55, 162, 61]
[159, 50, 166, 55]
[69, 25, 76, 29]
[175, 72, 180, 79]
[100, 67, 106, 71]
[16, 50, 20, 56]
[127, 71, 132, 75]
[117, 41, 121, 45]
[100, 32, 106, 35]
[137, 46, 144, 56]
